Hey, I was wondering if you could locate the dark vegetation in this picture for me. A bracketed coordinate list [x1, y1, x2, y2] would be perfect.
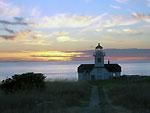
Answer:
[0, 72, 46, 93]
[0, 73, 91, 113]
[108, 76, 150, 113]
[90, 75, 150, 113]
[1, 73, 150, 113]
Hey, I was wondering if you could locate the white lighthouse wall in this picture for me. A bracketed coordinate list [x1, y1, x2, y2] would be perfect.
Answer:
[94, 51, 105, 68]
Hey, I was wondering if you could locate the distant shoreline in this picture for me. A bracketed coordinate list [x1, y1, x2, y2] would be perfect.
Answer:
[0, 60, 150, 63]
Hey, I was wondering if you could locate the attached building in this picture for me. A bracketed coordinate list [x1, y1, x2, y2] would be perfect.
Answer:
[78, 43, 121, 80]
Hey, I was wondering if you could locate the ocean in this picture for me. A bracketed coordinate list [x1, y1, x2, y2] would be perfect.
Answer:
[0, 61, 150, 81]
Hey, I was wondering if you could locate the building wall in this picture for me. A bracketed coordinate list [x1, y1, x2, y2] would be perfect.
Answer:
[91, 68, 112, 79]
[112, 72, 121, 77]
[78, 72, 91, 80]
[78, 69, 121, 80]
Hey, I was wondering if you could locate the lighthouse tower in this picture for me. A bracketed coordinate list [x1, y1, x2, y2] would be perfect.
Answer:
[93, 43, 105, 67]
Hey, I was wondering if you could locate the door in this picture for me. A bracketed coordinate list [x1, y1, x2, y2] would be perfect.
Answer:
[91, 75, 95, 80]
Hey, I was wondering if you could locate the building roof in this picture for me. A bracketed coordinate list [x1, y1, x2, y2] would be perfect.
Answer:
[105, 64, 121, 72]
[78, 64, 94, 73]
[78, 64, 121, 73]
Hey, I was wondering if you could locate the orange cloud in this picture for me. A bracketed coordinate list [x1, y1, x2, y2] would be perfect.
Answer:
[0, 51, 83, 61]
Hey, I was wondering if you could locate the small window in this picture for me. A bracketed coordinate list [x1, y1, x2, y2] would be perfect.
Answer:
[97, 58, 101, 62]
[113, 73, 116, 77]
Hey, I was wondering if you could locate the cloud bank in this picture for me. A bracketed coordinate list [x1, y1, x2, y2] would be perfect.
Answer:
[0, 0, 21, 17]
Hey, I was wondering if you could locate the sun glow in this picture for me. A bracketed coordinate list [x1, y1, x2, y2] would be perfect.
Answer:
[0, 51, 82, 61]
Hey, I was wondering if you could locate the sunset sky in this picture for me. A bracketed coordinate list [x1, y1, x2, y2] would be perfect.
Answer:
[0, 0, 150, 61]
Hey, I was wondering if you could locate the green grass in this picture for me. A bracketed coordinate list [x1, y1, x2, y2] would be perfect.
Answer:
[0, 81, 91, 113]
[93, 76, 150, 113]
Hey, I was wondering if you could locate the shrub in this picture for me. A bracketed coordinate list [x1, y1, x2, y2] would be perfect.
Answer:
[0, 72, 46, 93]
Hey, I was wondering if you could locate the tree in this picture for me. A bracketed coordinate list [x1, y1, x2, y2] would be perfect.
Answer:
[0, 72, 46, 93]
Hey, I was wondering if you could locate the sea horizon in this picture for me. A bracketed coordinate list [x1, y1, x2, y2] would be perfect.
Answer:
[0, 60, 150, 81]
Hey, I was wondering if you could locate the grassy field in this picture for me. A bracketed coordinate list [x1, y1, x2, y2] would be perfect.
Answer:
[0, 81, 91, 113]
[1, 75, 150, 113]
[90, 76, 150, 113]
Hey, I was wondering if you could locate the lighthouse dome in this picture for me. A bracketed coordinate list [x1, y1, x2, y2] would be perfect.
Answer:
[95, 43, 103, 49]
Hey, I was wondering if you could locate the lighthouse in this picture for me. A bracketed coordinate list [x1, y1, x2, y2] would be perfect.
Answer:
[94, 43, 105, 67]
[78, 43, 121, 80]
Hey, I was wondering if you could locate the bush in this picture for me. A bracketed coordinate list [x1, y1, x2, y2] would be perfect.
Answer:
[0, 72, 46, 93]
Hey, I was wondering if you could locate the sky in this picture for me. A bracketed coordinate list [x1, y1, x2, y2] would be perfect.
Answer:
[0, 0, 150, 61]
